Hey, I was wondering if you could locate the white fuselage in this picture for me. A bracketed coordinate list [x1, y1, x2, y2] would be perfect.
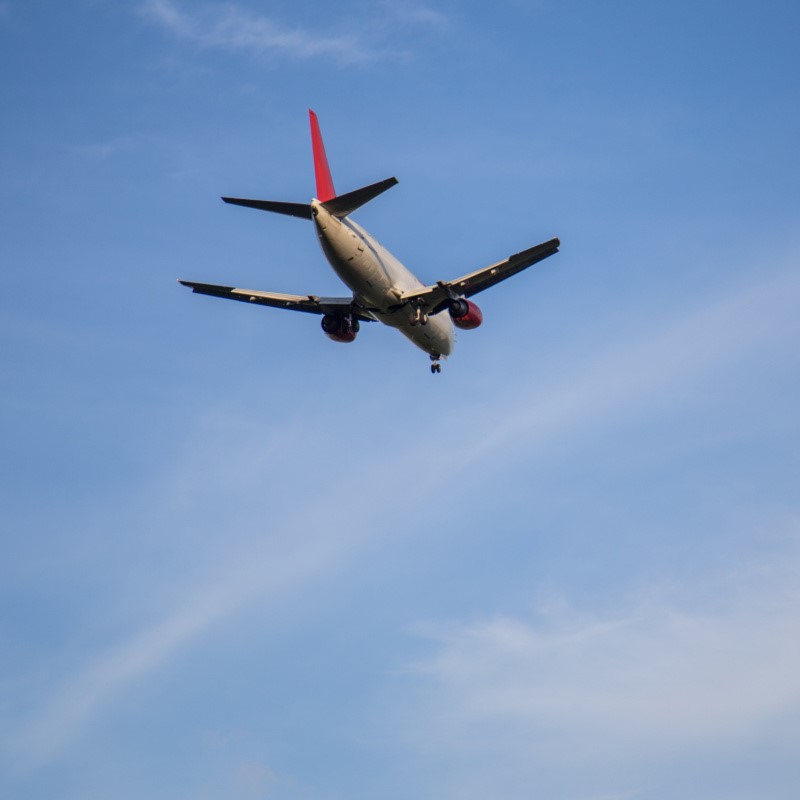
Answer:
[311, 200, 454, 358]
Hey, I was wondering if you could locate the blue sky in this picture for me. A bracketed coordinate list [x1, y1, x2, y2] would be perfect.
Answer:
[1, 1, 799, 798]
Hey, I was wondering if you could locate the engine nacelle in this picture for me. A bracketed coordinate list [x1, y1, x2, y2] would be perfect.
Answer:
[449, 298, 483, 330]
[321, 314, 359, 343]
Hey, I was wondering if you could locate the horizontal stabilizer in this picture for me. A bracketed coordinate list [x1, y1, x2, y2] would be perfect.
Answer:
[221, 197, 313, 219]
[322, 177, 398, 218]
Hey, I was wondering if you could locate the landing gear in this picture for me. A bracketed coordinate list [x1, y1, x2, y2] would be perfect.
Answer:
[430, 354, 441, 374]
[409, 305, 428, 326]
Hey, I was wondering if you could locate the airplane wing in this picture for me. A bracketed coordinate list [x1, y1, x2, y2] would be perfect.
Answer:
[400, 237, 560, 314]
[178, 280, 376, 321]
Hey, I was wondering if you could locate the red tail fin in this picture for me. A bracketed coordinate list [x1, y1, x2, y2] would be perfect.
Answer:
[309, 109, 336, 202]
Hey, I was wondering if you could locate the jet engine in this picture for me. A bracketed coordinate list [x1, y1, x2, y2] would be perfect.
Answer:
[448, 298, 483, 330]
[321, 314, 359, 343]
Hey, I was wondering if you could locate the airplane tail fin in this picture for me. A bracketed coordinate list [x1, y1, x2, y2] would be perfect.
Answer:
[220, 112, 398, 220]
[309, 109, 398, 215]
[309, 109, 336, 202]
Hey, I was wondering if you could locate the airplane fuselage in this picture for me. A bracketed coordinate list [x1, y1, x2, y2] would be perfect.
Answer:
[311, 201, 454, 358]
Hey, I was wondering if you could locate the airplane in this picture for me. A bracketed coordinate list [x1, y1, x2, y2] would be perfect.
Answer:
[180, 110, 559, 374]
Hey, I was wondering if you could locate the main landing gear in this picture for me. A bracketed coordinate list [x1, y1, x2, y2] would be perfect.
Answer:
[409, 305, 428, 326]
[430, 354, 442, 374]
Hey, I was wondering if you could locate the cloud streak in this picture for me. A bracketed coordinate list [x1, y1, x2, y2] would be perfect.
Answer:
[3, 437, 367, 769]
[396, 544, 800, 799]
[410, 550, 800, 750]
[140, 0, 374, 63]
[447, 261, 800, 471]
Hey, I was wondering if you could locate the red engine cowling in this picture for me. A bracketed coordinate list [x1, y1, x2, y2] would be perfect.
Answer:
[449, 298, 483, 330]
[321, 314, 359, 343]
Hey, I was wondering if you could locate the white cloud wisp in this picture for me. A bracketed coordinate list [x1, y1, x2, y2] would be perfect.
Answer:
[397, 546, 800, 799]
[141, 0, 372, 63]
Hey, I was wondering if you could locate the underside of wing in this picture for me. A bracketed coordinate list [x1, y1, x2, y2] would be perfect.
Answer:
[178, 281, 376, 321]
[400, 237, 560, 313]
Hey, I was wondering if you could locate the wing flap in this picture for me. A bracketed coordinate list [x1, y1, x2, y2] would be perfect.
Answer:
[179, 281, 375, 320]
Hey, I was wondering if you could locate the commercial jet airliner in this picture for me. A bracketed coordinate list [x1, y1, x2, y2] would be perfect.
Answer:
[180, 111, 559, 373]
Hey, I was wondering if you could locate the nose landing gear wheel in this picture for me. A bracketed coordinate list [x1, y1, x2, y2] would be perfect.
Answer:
[430, 354, 441, 374]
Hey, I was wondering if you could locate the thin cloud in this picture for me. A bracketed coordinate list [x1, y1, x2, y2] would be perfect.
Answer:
[445, 262, 800, 471]
[3, 492, 351, 769]
[379, 1, 451, 28]
[140, 0, 373, 63]
[2, 412, 447, 770]
[401, 545, 800, 775]
[77, 132, 159, 161]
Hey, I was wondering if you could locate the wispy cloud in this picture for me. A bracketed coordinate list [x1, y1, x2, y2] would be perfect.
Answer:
[445, 262, 800, 471]
[3, 463, 357, 768]
[2, 409, 449, 770]
[140, 0, 373, 63]
[77, 132, 158, 161]
[399, 544, 800, 795]
[378, 1, 451, 29]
